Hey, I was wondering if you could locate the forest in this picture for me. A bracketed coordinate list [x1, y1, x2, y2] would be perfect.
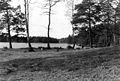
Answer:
[67, 0, 120, 48]
[0, 33, 59, 43]
[0, 0, 120, 51]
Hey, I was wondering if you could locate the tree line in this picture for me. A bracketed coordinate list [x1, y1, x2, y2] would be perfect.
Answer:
[70, 0, 120, 48]
[0, 33, 59, 43]
[60, 0, 120, 48]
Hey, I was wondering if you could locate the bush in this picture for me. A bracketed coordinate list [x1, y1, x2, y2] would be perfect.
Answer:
[3, 47, 8, 49]
[67, 45, 73, 49]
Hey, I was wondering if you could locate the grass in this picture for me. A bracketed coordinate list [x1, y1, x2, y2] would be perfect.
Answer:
[1, 46, 120, 72]
[0, 46, 120, 80]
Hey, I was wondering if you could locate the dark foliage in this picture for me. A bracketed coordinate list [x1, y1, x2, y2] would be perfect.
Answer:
[0, 34, 59, 43]
[71, 0, 120, 47]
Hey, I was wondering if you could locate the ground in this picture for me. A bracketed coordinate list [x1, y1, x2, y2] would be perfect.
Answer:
[0, 46, 120, 81]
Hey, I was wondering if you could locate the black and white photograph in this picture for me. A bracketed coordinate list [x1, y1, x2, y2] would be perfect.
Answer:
[0, 0, 120, 80]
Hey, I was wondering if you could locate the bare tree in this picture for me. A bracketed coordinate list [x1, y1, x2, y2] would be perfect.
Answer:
[43, 0, 63, 49]
[24, 0, 34, 51]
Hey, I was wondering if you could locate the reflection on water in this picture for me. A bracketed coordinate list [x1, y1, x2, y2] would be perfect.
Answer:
[0, 42, 71, 48]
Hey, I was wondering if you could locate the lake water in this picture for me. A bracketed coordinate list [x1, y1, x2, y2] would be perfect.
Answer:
[0, 42, 76, 48]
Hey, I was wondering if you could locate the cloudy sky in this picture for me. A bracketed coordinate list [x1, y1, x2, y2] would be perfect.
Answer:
[11, 0, 82, 38]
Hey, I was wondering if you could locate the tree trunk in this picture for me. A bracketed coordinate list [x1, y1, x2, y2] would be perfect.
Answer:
[105, 0, 111, 47]
[47, 0, 51, 49]
[7, 10, 12, 49]
[72, 0, 75, 49]
[24, 0, 34, 51]
[72, 26, 75, 49]
[88, 0, 93, 48]
[72, 33, 75, 49]
[113, 11, 116, 45]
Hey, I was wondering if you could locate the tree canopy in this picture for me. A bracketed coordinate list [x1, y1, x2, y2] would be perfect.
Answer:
[71, 0, 120, 47]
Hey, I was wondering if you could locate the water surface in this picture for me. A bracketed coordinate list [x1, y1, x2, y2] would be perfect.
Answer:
[0, 42, 72, 48]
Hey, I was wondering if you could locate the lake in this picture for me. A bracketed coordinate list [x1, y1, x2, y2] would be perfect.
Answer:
[0, 42, 78, 48]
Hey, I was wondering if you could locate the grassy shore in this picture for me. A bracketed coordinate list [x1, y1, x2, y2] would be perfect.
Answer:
[0, 46, 120, 81]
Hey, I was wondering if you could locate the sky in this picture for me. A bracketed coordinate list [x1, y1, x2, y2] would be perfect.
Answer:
[11, 0, 82, 39]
